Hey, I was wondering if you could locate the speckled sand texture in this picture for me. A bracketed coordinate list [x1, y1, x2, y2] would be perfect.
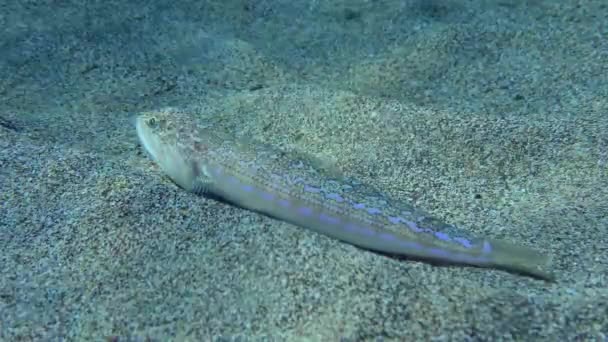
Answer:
[1, 0, 607, 340]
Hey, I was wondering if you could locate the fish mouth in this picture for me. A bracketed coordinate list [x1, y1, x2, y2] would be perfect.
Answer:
[135, 115, 161, 163]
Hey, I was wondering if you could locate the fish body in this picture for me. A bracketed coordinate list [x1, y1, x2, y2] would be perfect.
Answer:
[135, 108, 553, 280]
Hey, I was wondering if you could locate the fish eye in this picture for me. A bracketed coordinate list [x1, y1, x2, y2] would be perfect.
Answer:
[147, 117, 157, 128]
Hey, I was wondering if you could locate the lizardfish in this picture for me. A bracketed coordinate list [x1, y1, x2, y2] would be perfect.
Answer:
[134, 108, 553, 280]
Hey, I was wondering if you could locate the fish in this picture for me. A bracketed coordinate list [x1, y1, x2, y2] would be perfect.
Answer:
[134, 107, 553, 280]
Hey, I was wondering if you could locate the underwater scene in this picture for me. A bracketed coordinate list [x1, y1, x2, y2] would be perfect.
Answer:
[1, 0, 607, 340]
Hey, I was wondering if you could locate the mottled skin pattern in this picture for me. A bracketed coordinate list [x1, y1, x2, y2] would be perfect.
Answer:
[135, 108, 553, 280]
